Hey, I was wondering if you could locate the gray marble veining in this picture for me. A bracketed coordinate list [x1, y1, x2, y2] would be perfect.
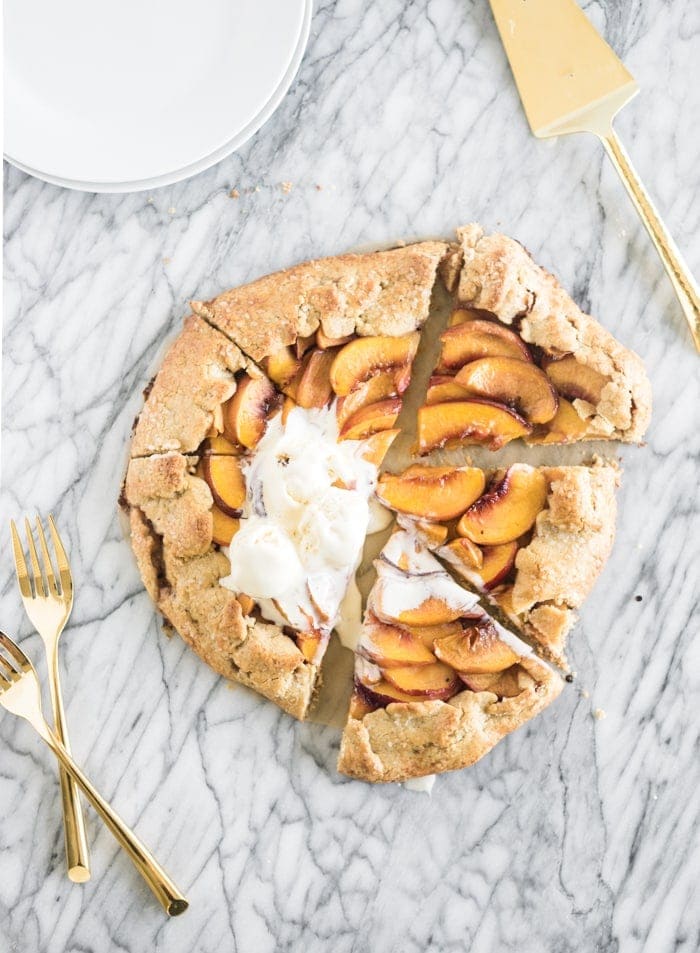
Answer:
[2, 1, 699, 951]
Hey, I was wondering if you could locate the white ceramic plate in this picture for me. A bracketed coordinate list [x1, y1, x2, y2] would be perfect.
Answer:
[4, 0, 310, 191]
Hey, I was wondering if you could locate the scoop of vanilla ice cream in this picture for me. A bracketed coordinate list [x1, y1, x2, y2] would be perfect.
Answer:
[296, 486, 369, 572]
[222, 520, 305, 600]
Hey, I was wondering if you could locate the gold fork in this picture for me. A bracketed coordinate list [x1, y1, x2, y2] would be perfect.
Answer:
[0, 630, 189, 915]
[10, 515, 90, 882]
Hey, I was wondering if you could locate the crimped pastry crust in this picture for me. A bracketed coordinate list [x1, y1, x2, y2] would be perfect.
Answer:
[191, 242, 448, 361]
[445, 224, 652, 442]
[130, 315, 255, 458]
[337, 655, 563, 782]
[124, 454, 316, 720]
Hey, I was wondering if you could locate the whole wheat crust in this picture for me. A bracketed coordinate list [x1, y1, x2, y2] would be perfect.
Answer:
[337, 655, 563, 782]
[442, 224, 652, 442]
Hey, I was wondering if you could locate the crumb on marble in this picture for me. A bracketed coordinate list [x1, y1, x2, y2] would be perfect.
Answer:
[580, 689, 590, 699]
[254, 185, 261, 193]
[168, 206, 176, 215]
[281, 181, 293, 194]
[230, 188, 240, 199]
[593, 708, 606, 720]
[315, 184, 323, 191]
[163, 257, 171, 265]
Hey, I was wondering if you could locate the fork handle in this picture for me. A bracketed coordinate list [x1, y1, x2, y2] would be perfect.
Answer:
[599, 128, 700, 352]
[38, 724, 189, 916]
[47, 652, 91, 882]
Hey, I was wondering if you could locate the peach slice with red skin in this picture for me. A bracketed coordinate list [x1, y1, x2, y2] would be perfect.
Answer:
[473, 541, 518, 590]
[264, 346, 301, 391]
[335, 372, 402, 427]
[295, 348, 337, 409]
[223, 374, 281, 449]
[360, 429, 400, 466]
[355, 677, 428, 707]
[376, 465, 486, 522]
[339, 397, 402, 440]
[433, 622, 520, 674]
[360, 622, 437, 668]
[544, 354, 608, 405]
[383, 661, 461, 700]
[455, 357, 559, 425]
[349, 688, 378, 718]
[390, 596, 467, 628]
[426, 376, 471, 405]
[460, 667, 524, 698]
[330, 333, 420, 396]
[442, 537, 484, 571]
[417, 400, 531, 453]
[201, 434, 239, 455]
[202, 455, 247, 517]
[528, 397, 590, 444]
[438, 319, 532, 371]
[457, 464, 547, 544]
[211, 506, 240, 547]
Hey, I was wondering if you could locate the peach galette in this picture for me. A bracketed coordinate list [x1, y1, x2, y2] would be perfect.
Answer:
[337, 530, 563, 782]
[123, 242, 446, 719]
[122, 227, 649, 782]
[375, 461, 619, 666]
[417, 224, 651, 454]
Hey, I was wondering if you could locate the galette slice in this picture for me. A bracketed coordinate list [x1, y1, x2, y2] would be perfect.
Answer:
[375, 460, 619, 667]
[124, 315, 408, 718]
[417, 224, 652, 454]
[191, 240, 448, 444]
[337, 529, 563, 783]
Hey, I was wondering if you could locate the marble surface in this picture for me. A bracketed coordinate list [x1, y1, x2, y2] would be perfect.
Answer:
[2, 1, 699, 950]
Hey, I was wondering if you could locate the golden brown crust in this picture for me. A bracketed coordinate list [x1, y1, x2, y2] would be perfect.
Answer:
[191, 242, 448, 361]
[130, 315, 254, 457]
[337, 655, 563, 782]
[125, 455, 317, 720]
[453, 224, 652, 442]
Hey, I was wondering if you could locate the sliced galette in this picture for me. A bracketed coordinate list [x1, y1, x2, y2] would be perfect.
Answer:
[337, 529, 563, 782]
[417, 224, 652, 454]
[375, 460, 619, 667]
[124, 242, 447, 719]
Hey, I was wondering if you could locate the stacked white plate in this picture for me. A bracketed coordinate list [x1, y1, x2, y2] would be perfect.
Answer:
[4, 0, 312, 192]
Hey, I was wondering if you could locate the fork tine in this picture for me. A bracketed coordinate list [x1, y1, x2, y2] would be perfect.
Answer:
[24, 518, 46, 598]
[0, 671, 11, 691]
[10, 520, 33, 599]
[48, 515, 73, 599]
[35, 517, 60, 598]
[0, 653, 20, 681]
[0, 631, 32, 672]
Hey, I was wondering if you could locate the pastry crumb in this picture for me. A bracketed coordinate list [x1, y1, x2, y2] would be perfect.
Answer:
[168, 207, 176, 215]
[593, 708, 606, 720]
[254, 185, 261, 193]
[163, 257, 171, 265]
[281, 181, 293, 194]
[147, 197, 154, 204]
[229, 188, 240, 199]
[580, 689, 590, 699]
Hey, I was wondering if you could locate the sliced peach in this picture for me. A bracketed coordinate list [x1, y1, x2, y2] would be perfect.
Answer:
[295, 348, 336, 409]
[330, 333, 420, 396]
[528, 397, 590, 444]
[349, 689, 378, 718]
[544, 354, 608, 405]
[457, 464, 547, 544]
[335, 372, 401, 427]
[434, 622, 520, 674]
[295, 333, 316, 359]
[296, 631, 324, 664]
[442, 537, 484, 571]
[360, 429, 400, 466]
[438, 319, 532, 371]
[360, 622, 437, 668]
[392, 596, 466, 628]
[448, 308, 481, 327]
[281, 396, 297, 425]
[222, 374, 281, 449]
[236, 594, 255, 616]
[417, 400, 531, 453]
[408, 620, 469, 646]
[201, 434, 239, 455]
[455, 357, 558, 424]
[384, 661, 461, 699]
[474, 542, 518, 590]
[355, 677, 428, 707]
[202, 455, 246, 517]
[460, 667, 524, 697]
[211, 506, 240, 547]
[316, 328, 353, 349]
[339, 397, 402, 440]
[410, 519, 449, 549]
[376, 466, 486, 521]
[426, 375, 471, 405]
[264, 346, 301, 390]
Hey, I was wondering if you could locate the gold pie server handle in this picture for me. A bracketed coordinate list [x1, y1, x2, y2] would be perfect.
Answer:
[39, 722, 188, 916]
[600, 128, 700, 352]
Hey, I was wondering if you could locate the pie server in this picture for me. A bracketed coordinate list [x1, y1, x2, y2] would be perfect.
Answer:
[488, 0, 700, 352]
